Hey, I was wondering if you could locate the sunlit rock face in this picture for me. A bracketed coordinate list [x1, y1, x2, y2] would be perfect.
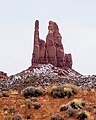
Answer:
[32, 20, 72, 69]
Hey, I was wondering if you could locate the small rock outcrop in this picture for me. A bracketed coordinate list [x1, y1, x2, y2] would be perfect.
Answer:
[0, 71, 8, 79]
[32, 20, 72, 69]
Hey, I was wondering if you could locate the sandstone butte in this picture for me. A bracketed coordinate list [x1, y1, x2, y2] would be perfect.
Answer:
[31, 20, 72, 69]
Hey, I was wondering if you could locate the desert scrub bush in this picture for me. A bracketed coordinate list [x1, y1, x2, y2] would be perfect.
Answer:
[50, 85, 77, 98]
[69, 99, 85, 109]
[50, 114, 64, 120]
[31, 97, 38, 102]
[12, 114, 22, 120]
[35, 86, 45, 96]
[63, 87, 75, 98]
[50, 85, 65, 98]
[77, 111, 88, 120]
[32, 102, 41, 109]
[21, 86, 44, 98]
[9, 106, 16, 114]
[2, 91, 9, 97]
[60, 104, 68, 111]
[25, 98, 32, 109]
[67, 108, 79, 117]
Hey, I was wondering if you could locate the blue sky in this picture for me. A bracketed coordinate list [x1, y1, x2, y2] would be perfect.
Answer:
[0, 0, 96, 75]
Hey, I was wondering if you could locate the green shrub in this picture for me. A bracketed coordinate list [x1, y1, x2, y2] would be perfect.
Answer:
[50, 85, 77, 98]
[50, 85, 65, 98]
[69, 99, 85, 109]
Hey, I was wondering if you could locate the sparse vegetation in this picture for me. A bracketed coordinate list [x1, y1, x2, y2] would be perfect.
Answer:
[50, 85, 77, 98]
[2, 91, 9, 97]
[9, 106, 16, 114]
[67, 108, 78, 117]
[60, 104, 68, 111]
[21, 86, 44, 98]
[50, 115, 64, 120]
[12, 114, 22, 120]
[77, 111, 88, 120]
[32, 102, 41, 109]
[0, 84, 95, 120]
[69, 99, 85, 109]
[25, 98, 32, 109]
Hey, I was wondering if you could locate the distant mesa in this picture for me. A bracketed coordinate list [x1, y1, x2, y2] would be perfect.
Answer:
[31, 20, 72, 69]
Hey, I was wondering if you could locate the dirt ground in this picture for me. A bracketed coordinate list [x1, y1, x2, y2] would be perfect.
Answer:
[0, 85, 96, 120]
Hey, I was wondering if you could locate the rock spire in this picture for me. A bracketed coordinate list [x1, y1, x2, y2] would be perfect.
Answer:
[32, 20, 72, 69]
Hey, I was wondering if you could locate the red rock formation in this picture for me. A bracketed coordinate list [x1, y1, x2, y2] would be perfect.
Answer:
[64, 54, 72, 68]
[32, 20, 72, 69]
[48, 21, 65, 67]
[46, 21, 57, 66]
[32, 20, 40, 65]
[0, 71, 8, 79]
[32, 20, 46, 65]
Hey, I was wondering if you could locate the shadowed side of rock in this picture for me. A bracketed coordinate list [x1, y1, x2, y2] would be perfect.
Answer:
[32, 20, 72, 69]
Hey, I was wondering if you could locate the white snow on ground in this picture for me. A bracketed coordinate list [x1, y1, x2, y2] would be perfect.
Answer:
[32, 64, 58, 77]
[0, 63, 96, 90]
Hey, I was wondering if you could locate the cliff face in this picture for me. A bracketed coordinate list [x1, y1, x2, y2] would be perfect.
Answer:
[32, 20, 72, 68]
